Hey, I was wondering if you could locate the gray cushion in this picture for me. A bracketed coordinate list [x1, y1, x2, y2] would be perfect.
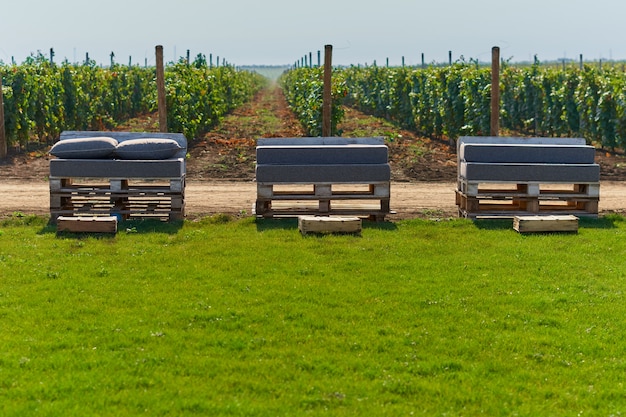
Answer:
[460, 144, 596, 164]
[255, 164, 391, 183]
[257, 137, 385, 146]
[115, 138, 182, 160]
[256, 145, 388, 165]
[459, 162, 600, 182]
[49, 137, 118, 159]
[49, 159, 185, 178]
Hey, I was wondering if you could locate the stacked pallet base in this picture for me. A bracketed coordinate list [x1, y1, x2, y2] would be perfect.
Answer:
[49, 177, 185, 223]
[254, 182, 390, 221]
[456, 181, 599, 218]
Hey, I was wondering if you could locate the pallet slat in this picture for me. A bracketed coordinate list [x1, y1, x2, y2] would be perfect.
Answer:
[255, 204, 390, 221]
[458, 180, 599, 198]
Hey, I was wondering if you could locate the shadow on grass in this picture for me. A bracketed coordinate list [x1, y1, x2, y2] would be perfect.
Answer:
[254, 217, 398, 232]
[579, 215, 622, 229]
[113, 219, 184, 235]
[255, 218, 299, 231]
[38, 217, 184, 237]
[472, 219, 514, 230]
[362, 220, 398, 231]
[0, 214, 60, 235]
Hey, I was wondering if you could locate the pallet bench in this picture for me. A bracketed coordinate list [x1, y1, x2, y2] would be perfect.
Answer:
[254, 137, 391, 221]
[456, 136, 600, 218]
[49, 131, 186, 223]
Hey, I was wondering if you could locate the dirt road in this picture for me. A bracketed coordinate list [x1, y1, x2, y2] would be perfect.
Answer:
[2, 180, 624, 220]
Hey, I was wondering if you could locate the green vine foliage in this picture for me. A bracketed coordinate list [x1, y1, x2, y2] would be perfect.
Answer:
[0, 54, 154, 147]
[341, 63, 494, 139]
[0, 54, 265, 146]
[6, 56, 626, 150]
[164, 60, 266, 140]
[337, 62, 626, 149]
[280, 67, 346, 137]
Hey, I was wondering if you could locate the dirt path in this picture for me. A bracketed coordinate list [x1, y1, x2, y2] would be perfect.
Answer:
[1, 180, 625, 220]
[0, 180, 458, 220]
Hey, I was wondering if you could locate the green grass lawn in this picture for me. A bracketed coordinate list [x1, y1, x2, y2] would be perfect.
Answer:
[2, 214, 626, 416]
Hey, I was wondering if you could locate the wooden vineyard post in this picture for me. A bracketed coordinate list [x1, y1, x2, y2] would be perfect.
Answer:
[322, 44, 333, 137]
[491, 46, 500, 137]
[156, 45, 168, 132]
[580, 54, 584, 70]
[0, 73, 6, 159]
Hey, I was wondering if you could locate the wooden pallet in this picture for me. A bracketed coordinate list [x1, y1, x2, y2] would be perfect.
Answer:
[456, 180, 599, 219]
[255, 182, 390, 221]
[50, 177, 185, 222]
[456, 191, 598, 218]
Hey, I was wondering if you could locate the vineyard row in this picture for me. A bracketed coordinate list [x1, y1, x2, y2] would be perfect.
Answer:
[281, 63, 626, 149]
[0, 54, 266, 147]
[4, 57, 626, 150]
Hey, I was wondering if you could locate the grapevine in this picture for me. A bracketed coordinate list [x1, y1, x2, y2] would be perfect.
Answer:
[0, 54, 265, 146]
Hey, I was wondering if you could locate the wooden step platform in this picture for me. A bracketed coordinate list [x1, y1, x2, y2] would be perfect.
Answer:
[513, 215, 579, 233]
[57, 216, 118, 233]
[298, 216, 362, 235]
[50, 177, 185, 222]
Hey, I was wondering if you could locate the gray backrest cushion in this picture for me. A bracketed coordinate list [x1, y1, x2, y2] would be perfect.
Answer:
[60, 131, 187, 159]
[256, 145, 388, 165]
[115, 138, 183, 160]
[49, 137, 118, 159]
[257, 137, 385, 146]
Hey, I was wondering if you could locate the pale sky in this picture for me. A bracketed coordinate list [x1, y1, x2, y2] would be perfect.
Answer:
[1, 0, 624, 66]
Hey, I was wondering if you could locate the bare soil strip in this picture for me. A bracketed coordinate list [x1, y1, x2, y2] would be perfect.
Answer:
[1, 180, 625, 220]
